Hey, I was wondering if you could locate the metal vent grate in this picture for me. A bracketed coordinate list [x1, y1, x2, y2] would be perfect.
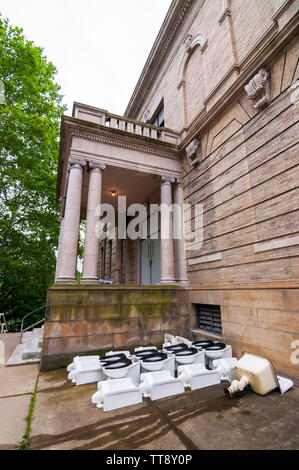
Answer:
[195, 304, 222, 334]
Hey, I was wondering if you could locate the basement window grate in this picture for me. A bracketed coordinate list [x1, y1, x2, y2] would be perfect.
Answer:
[195, 304, 222, 334]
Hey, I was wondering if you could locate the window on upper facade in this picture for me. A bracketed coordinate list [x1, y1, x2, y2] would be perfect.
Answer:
[150, 102, 164, 127]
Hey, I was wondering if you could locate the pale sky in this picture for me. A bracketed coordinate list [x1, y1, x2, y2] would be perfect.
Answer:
[0, 0, 172, 115]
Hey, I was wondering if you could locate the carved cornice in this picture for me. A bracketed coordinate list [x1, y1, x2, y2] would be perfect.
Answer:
[70, 129, 179, 161]
[125, 0, 193, 118]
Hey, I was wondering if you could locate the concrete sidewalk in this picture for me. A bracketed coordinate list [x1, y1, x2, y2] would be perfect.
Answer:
[29, 368, 299, 450]
[0, 334, 39, 450]
[0, 336, 298, 450]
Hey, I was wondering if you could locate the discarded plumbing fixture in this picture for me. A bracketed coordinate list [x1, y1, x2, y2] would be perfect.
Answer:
[67, 356, 104, 385]
[140, 370, 185, 401]
[178, 363, 221, 390]
[224, 352, 293, 398]
[91, 378, 142, 411]
[140, 353, 175, 376]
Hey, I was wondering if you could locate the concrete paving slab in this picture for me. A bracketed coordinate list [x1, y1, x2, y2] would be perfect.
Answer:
[0, 364, 39, 398]
[37, 368, 72, 393]
[30, 379, 186, 450]
[154, 383, 299, 450]
[29, 368, 299, 450]
[0, 394, 31, 449]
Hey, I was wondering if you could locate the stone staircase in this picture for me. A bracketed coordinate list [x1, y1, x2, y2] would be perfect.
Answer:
[6, 326, 44, 366]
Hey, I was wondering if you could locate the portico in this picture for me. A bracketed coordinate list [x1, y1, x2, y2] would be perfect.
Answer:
[55, 102, 188, 286]
[40, 103, 191, 370]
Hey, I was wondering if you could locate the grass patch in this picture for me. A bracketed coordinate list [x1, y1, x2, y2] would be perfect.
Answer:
[19, 386, 37, 450]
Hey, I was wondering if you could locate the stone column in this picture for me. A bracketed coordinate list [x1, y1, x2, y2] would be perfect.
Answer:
[82, 161, 106, 281]
[56, 158, 86, 281]
[174, 178, 188, 285]
[160, 175, 176, 284]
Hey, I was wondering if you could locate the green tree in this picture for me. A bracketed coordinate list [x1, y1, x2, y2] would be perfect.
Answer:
[0, 15, 66, 326]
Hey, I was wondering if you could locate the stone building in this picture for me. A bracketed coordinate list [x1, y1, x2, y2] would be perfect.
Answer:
[42, 0, 299, 378]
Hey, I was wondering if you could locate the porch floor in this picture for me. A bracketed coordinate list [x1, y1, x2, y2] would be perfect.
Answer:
[0, 335, 298, 450]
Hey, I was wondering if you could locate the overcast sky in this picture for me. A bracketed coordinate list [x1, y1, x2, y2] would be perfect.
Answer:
[0, 0, 172, 115]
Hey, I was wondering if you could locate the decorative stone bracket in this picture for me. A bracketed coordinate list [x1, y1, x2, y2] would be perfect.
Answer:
[185, 138, 201, 168]
[245, 69, 270, 110]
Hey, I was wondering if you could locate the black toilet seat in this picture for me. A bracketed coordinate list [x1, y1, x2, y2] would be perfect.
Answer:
[164, 343, 188, 352]
[135, 349, 157, 358]
[175, 347, 198, 356]
[103, 358, 132, 369]
[204, 342, 226, 351]
[192, 340, 214, 349]
[141, 352, 168, 362]
[100, 353, 127, 363]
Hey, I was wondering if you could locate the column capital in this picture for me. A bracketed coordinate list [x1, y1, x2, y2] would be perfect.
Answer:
[88, 160, 106, 172]
[68, 158, 87, 172]
[175, 177, 183, 187]
[161, 175, 176, 185]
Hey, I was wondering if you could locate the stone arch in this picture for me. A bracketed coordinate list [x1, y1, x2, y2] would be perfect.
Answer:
[177, 33, 208, 89]
[177, 33, 208, 127]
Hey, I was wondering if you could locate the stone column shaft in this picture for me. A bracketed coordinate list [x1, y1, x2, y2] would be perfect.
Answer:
[174, 180, 188, 285]
[82, 161, 106, 281]
[56, 158, 86, 281]
[160, 175, 175, 284]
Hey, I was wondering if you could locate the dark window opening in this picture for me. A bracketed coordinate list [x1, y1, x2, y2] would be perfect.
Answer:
[150, 101, 164, 128]
[195, 304, 222, 334]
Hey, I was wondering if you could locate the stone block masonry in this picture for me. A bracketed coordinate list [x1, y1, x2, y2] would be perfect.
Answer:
[41, 285, 190, 371]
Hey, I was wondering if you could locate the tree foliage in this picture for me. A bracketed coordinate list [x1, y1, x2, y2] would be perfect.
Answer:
[0, 15, 66, 324]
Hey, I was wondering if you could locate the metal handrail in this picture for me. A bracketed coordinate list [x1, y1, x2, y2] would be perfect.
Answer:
[20, 305, 46, 343]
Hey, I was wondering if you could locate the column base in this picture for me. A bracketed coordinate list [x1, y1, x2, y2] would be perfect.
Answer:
[55, 278, 78, 285]
[177, 279, 189, 287]
[80, 278, 100, 284]
[160, 279, 177, 285]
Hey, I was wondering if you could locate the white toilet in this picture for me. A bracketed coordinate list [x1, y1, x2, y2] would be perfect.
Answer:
[140, 353, 175, 377]
[91, 378, 143, 411]
[178, 363, 221, 390]
[135, 346, 157, 352]
[140, 370, 185, 401]
[174, 347, 205, 370]
[203, 343, 232, 368]
[67, 355, 104, 385]
[102, 358, 141, 386]
[212, 358, 238, 381]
